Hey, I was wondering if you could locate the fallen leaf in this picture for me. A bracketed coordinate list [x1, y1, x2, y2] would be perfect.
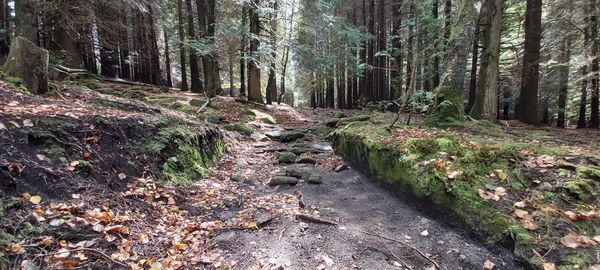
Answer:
[8, 120, 20, 128]
[7, 101, 19, 106]
[0, 122, 6, 130]
[447, 170, 463, 179]
[588, 265, 600, 270]
[118, 173, 127, 180]
[23, 119, 34, 127]
[492, 169, 508, 181]
[49, 219, 65, 227]
[562, 211, 578, 221]
[420, 230, 429, 236]
[514, 201, 526, 208]
[578, 210, 597, 221]
[321, 253, 334, 267]
[561, 232, 596, 249]
[174, 242, 187, 250]
[29, 195, 42, 205]
[483, 260, 495, 269]
[36, 154, 46, 161]
[514, 209, 532, 220]
[105, 225, 130, 235]
[594, 235, 600, 243]
[543, 263, 557, 270]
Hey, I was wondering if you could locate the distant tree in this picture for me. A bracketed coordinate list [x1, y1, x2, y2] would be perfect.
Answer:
[517, 0, 543, 124]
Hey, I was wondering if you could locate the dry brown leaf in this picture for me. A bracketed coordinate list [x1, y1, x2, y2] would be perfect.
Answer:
[543, 263, 557, 270]
[483, 260, 495, 269]
[29, 195, 42, 205]
[562, 211, 578, 221]
[23, 119, 34, 127]
[578, 210, 597, 221]
[561, 232, 597, 249]
[514, 201, 526, 208]
[105, 225, 130, 235]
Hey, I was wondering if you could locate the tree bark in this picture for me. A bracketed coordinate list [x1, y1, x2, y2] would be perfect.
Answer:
[187, 0, 203, 93]
[2, 37, 49, 95]
[590, 0, 599, 128]
[240, 5, 248, 97]
[15, 0, 38, 44]
[164, 27, 173, 87]
[248, 0, 263, 103]
[266, 0, 279, 105]
[470, 0, 503, 122]
[177, 0, 188, 91]
[556, 2, 573, 128]
[517, 0, 543, 124]
[466, 22, 480, 113]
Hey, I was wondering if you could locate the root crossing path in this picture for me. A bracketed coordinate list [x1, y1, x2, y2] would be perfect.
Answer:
[217, 107, 522, 270]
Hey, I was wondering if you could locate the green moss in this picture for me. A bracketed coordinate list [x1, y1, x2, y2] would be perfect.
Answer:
[277, 152, 298, 164]
[139, 124, 225, 185]
[205, 113, 225, 124]
[244, 109, 257, 116]
[43, 145, 67, 165]
[422, 82, 464, 127]
[2, 75, 32, 95]
[94, 99, 128, 110]
[565, 179, 597, 202]
[577, 166, 600, 180]
[190, 99, 205, 107]
[84, 81, 101, 90]
[225, 123, 253, 136]
[563, 251, 591, 269]
[260, 115, 276, 125]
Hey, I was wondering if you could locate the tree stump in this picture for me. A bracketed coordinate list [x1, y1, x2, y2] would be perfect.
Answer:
[1, 36, 49, 95]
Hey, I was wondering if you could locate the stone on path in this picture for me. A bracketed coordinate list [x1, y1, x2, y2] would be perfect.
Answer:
[269, 176, 299, 186]
[278, 152, 298, 164]
[296, 157, 317, 165]
[279, 131, 306, 142]
[334, 164, 348, 173]
[308, 175, 322, 184]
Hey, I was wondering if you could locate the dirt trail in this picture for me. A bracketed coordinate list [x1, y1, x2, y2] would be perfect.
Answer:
[220, 108, 523, 270]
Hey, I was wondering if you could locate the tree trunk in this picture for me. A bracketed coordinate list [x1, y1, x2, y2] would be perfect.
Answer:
[366, 0, 375, 102]
[248, 0, 263, 103]
[391, 0, 403, 103]
[590, 0, 599, 128]
[376, 0, 386, 101]
[15, 0, 38, 45]
[424, 0, 479, 125]
[2, 37, 49, 95]
[240, 5, 248, 98]
[279, 0, 296, 104]
[556, 3, 573, 128]
[0, 0, 10, 58]
[466, 22, 480, 113]
[517, 0, 543, 124]
[431, 0, 441, 89]
[470, 0, 503, 122]
[187, 0, 203, 93]
[177, 0, 188, 91]
[266, 0, 279, 105]
[164, 28, 173, 87]
[443, 0, 452, 49]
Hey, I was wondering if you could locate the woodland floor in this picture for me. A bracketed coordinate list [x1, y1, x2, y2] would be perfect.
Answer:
[0, 78, 598, 270]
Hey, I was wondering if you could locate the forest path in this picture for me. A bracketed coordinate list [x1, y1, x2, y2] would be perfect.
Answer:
[219, 107, 522, 270]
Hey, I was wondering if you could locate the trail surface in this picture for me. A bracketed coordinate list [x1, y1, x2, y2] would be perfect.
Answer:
[219, 107, 521, 270]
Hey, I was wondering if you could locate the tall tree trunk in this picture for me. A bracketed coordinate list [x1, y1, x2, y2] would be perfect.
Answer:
[470, 0, 503, 122]
[279, 0, 296, 104]
[405, 3, 415, 94]
[517, 0, 543, 124]
[187, 0, 203, 93]
[360, 0, 368, 102]
[326, 78, 335, 108]
[376, 0, 386, 101]
[164, 28, 173, 87]
[431, 0, 441, 89]
[177, 0, 188, 91]
[248, 0, 263, 103]
[147, 3, 161, 85]
[0, 0, 10, 58]
[425, 0, 479, 124]
[466, 22, 480, 113]
[240, 5, 248, 97]
[366, 0, 375, 102]
[266, 0, 279, 105]
[590, 0, 599, 128]
[443, 0, 452, 49]
[556, 3, 573, 128]
[391, 0, 403, 103]
[15, 0, 38, 44]
[229, 53, 234, 97]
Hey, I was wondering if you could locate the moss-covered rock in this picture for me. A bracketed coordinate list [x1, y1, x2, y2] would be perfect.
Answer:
[564, 179, 597, 202]
[278, 152, 298, 164]
[225, 123, 253, 136]
[337, 115, 370, 126]
[577, 166, 600, 180]
[269, 176, 299, 186]
[422, 81, 464, 127]
[190, 99, 205, 107]
[280, 131, 305, 142]
[260, 115, 276, 125]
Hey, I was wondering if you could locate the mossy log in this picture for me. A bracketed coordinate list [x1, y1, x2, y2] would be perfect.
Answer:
[1, 37, 49, 95]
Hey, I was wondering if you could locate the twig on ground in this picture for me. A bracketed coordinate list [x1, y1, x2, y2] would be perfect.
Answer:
[359, 229, 440, 270]
[384, 242, 412, 270]
[36, 248, 128, 268]
[295, 214, 338, 226]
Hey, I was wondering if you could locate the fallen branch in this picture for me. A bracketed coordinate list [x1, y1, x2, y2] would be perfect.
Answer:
[296, 214, 338, 226]
[359, 229, 440, 270]
[36, 248, 128, 268]
[384, 242, 413, 270]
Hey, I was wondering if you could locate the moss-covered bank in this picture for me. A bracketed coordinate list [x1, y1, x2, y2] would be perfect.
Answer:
[330, 121, 600, 269]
